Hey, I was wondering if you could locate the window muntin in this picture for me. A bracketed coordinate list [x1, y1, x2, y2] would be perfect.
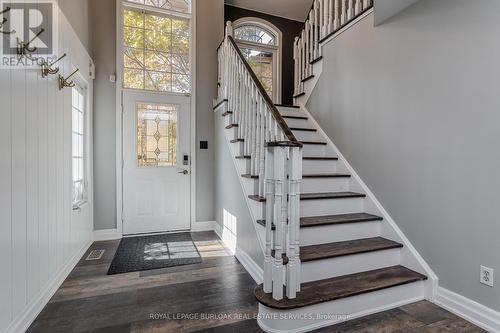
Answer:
[137, 103, 178, 167]
[125, 0, 191, 14]
[72, 86, 86, 205]
[123, 8, 190, 93]
[234, 25, 275, 46]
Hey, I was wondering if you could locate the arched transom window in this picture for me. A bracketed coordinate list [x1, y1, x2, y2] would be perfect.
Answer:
[233, 18, 282, 103]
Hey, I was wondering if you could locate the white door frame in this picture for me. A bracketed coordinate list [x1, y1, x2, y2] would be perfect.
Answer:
[115, 0, 197, 237]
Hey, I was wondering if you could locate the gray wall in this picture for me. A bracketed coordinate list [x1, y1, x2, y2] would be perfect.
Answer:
[58, 0, 92, 53]
[91, 0, 222, 230]
[307, 0, 500, 311]
[214, 106, 264, 267]
[194, 0, 224, 224]
[90, 0, 117, 230]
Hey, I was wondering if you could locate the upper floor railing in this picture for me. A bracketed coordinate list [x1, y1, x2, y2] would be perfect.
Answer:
[217, 21, 303, 300]
[294, 0, 374, 97]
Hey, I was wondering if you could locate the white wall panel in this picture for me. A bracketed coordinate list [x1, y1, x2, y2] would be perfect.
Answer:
[0, 5, 94, 333]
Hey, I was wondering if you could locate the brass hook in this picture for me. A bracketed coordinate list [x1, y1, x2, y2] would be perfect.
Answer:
[0, 6, 11, 15]
[41, 53, 66, 77]
[17, 28, 45, 56]
[0, 8, 15, 35]
[58, 68, 79, 90]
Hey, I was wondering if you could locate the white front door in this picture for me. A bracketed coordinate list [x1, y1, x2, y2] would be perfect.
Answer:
[122, 91, 191, 235]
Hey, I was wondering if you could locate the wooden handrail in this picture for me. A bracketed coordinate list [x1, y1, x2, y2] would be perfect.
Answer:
[227, 36, 301, 145]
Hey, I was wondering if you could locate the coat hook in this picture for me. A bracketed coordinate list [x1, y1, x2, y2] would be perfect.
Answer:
[0, 7, 15, 35]
[17, 28, 45, 57]
[41, 53, 66, 78]
[58, 68, 79, 90]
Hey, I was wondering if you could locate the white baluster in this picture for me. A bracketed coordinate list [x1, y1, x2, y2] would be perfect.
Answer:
[263, 145, 274, 293]
[271, 145, 285, 300]
[328, 0, 334, 34]
[293, 37, 299, 95]
[250, 85, 257, 175]
[313, 0, 320, 58]
[325, 0, 330, 37]
[286, 145, 302, 298]
[258, 99, 265, 197]
[334, 0, 340, 31]
[349, 0, 355, 20]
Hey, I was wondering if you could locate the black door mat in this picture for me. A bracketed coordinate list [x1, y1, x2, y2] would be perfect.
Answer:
[107, 232, 202, 275]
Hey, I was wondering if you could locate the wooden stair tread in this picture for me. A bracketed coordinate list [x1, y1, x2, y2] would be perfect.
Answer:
[303, 156, 338, 160]
[235, 155, 250, 159]
[310, 56, 323, 65]
[301, 74, 315, 82]
[230, 138, 244, 143]
[301, 213, 383, 227]
[294, 92, 306, 98]
[225, 124, 238, 129]
[242, 173, 350, 179]
[257, 213, 383, 230]
[283, 115, 308, 120]
[301, 141, 327, 145]
[290, 127, 317, 132]
[249, 191, 365, 202]
[275, 104, 300, 109]
[300, 237, 403, 262]
[254, 266, 427, 310]
[222, 111, 233, 116]
[301, 192, 365, 200]
[241, 174, 259, 179]
[302, 173, 350, 178]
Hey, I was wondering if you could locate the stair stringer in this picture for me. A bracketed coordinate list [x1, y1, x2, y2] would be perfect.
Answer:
[295, 103, 438, 300]
[213, 101, 267, 264]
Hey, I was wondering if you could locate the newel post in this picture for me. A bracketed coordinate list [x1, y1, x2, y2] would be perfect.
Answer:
[225, 21, 233, 37]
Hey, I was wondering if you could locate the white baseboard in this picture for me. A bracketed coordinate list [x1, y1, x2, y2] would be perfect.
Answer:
[93, 228, 122, 241]
[5, 240, 92, 333]
[235, 246, 263, 284]
[191, 220, 216, 232]
[435, 287, 500, 333]
[213, 222, 223, 239]
[213, 222, 263, 284]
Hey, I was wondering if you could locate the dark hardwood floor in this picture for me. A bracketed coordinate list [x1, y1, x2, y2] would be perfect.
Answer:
[28, 232, 486, 333]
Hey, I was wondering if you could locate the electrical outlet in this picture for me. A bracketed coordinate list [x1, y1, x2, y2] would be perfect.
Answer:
[480, 266, 494, 287]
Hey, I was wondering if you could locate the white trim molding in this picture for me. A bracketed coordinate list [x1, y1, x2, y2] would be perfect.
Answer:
[435, 287, 500, 333]
[234, 246, 264, 284]
[94, 228, 123, 241]
[190, 221, 216, 232]
[5, 241, 92, 333]
[213, 221, 264, 284]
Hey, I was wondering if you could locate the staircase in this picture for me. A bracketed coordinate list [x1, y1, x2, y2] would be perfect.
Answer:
[216, 8, 436, 333]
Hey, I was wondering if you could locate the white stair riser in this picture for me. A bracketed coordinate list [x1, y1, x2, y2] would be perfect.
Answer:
[292, 130, 322, 142]
[302, 159, 338, 174]
[284, 118, 310, 128]
[301, 197, 364, 216]
[301, 177, 350, 193]
[301, 249, 401, 283]
[302, 144, 327, 156]
[257, 281, 425, 333]
[299, 221, 381, 246]
[277, 107, 302, 115]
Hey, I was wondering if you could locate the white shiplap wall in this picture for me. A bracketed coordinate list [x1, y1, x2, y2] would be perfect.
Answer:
[0, 5, 94, 333]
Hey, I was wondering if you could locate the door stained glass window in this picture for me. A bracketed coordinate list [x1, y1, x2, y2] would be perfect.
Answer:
[137, 103, 178, 166]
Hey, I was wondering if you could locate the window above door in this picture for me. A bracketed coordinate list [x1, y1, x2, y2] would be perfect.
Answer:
[122, 1, 191, 93]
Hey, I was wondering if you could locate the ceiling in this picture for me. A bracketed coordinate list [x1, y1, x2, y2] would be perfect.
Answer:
[225, 0, 311, 22]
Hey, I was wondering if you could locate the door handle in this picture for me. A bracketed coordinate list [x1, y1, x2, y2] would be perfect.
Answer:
[178, 169, 189, 175]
